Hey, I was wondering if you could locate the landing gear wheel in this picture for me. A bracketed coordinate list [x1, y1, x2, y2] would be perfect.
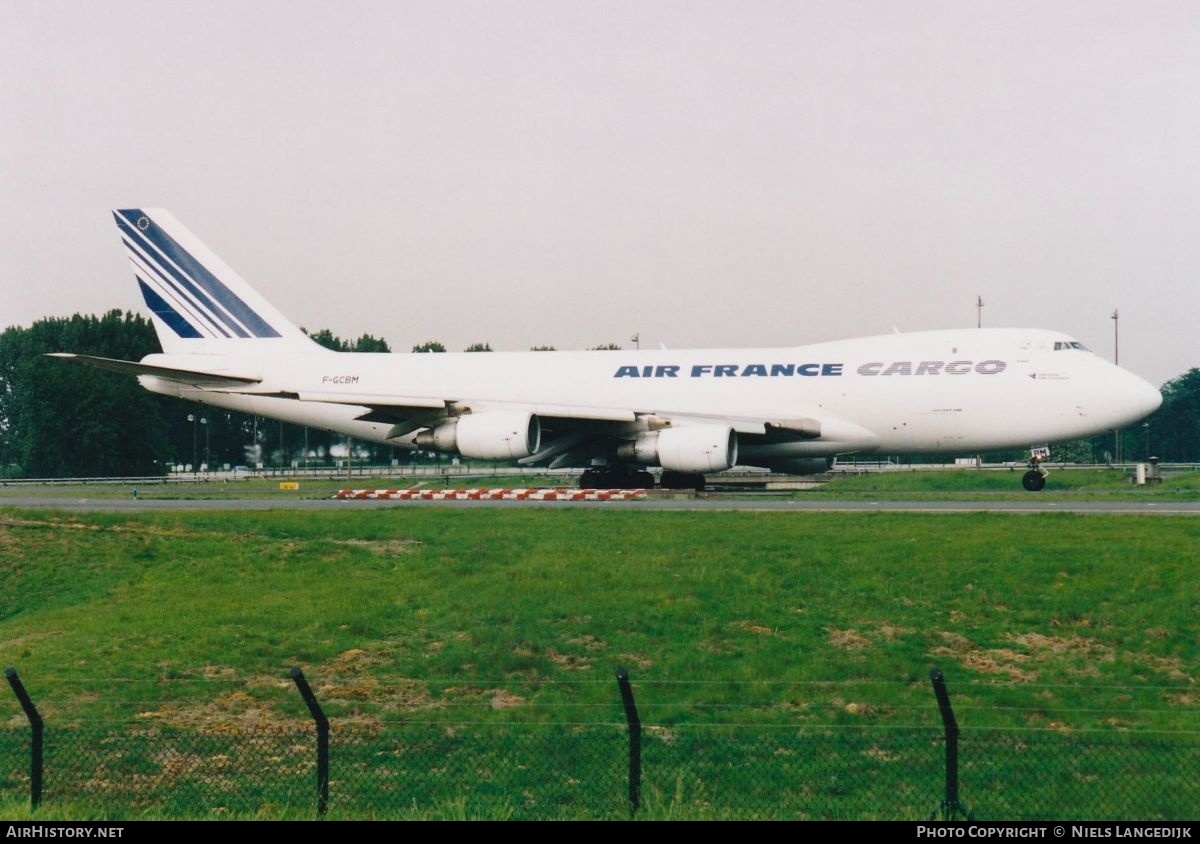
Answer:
[1022, 470, 1046, 492]
[660, 471, 706, 491]
[581, 466, 650, 489]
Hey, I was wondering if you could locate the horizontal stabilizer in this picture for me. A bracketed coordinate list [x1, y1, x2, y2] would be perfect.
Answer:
[47, 353, 262, 386]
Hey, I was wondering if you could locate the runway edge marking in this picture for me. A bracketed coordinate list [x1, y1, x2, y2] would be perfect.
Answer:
[334, 487, 647, 502]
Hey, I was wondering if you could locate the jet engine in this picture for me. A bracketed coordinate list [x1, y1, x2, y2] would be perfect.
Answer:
[616, 425, 738, 473]
[414, 412, 541, 460]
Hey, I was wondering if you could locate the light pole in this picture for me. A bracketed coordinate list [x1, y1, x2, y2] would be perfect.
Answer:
[976, 295, 984, 329]
[187, 414, 197, 473]
[201, 417, 209, 473]
[1111, 309, 1119, 365]
[1143, 422, 1150, 461]
[1112, 310, 1120, 463]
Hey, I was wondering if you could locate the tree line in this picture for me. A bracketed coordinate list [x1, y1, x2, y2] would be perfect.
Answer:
[0, 313, 405, 478]
[1, 314, 1195, 478]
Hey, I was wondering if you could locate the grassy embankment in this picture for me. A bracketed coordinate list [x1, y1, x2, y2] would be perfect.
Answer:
[0, 507, 1196, 818]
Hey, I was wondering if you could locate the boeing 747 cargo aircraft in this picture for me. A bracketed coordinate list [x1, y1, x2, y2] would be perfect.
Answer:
[52, 209, 1162, 490]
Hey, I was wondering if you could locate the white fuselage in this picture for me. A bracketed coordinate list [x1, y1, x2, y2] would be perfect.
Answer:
[139, 327, 1162, 463]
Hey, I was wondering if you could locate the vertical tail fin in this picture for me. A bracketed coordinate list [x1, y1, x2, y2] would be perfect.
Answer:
[114, 208, 320, 355]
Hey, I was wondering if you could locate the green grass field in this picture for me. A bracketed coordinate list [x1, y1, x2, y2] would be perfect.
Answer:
[0, 505, 1197, 819]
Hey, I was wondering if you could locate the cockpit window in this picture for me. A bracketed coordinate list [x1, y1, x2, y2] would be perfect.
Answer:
[1054, 340, 1090, 351]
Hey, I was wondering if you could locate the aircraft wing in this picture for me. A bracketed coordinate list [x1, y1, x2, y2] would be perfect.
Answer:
[299, 391, 798, 434]
[50, 355, 826, 439]
[330, 396, 638, 425]
[289, 389, 836, 440]
[46, 353, 262, 388]
[49, 352, 872, 468]
[293, 391, 852, 468]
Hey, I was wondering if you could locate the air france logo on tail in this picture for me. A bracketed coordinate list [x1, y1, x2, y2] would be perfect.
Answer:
[115, 209, 280, 340]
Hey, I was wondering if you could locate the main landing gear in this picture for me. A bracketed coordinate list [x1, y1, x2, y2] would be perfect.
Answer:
[658, 471, 706, 491]
[578, 466, 706, 490]
[580, 466, 656, 489]
[1021, 447, 1050, 492]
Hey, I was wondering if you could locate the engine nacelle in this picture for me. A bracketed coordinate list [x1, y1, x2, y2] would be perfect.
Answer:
[616, 425, 738, 473]
[414, 412, 541, 460]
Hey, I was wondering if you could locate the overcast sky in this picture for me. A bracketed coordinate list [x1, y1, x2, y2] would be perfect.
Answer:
[2, 1, 1197, 385]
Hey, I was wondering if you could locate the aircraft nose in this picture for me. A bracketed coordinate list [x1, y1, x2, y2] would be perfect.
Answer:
[1134, 375, 1163, 417]
[1122, 370, 1162, 420]
[1089, 367, 1162, 431]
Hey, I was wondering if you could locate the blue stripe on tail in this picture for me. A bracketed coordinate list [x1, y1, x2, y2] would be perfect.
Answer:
[123, 235, 232, 337]
[116, 210, 281, 338]
[137, 278, 204, 338]
[116, 214, 247, 337]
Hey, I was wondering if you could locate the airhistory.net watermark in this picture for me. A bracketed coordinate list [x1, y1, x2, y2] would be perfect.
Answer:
[5, 827, 123, 839]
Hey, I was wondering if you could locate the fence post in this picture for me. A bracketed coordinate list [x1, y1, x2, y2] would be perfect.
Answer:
[615, 667, 641, 815]
[5, 668, 43, 810]
[290, 667, 329, 817]
[929, 667, 971, 820]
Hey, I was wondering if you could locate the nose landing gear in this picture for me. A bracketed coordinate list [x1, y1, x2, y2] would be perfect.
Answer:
[1022, 447, 1050, 491]
[1021, 468, 1046, 491]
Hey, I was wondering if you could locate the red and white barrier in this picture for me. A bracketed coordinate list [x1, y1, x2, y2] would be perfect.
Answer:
[334, 487, 647, 501]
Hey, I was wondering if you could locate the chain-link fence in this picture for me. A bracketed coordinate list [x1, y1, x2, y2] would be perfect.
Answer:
[959, 731, 1199, 821]
[4, 665, 1198, 820]
[3, 722, 1197, 819]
